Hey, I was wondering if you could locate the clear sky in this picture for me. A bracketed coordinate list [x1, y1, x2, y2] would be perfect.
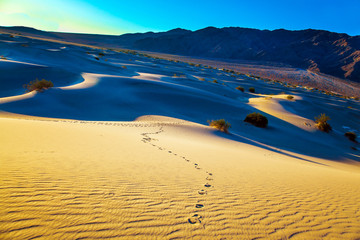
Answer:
[0, 0, 359, 36]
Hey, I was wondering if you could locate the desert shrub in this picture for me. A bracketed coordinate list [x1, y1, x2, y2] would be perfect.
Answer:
[345, 132, 357, 142]
[94, 57, 100, 60]
[212, 80, 218, 83]
[249, 87, 255, 93]
[24, 78, 54, 92]
[236, 86, 244, 92]
[122, 66, 127, 69]
[244, 112, 268, 128]
[98, 52, 105, 57]
[208, 119, 231, 133]
[315, 113, 332, 133]
[0, 55, 6, 60]
[198, 77, 205, 81]
[287, 95, 294, 100]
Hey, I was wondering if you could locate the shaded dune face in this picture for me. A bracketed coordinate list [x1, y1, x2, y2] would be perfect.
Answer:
[0, 61, 82, 98]
[0, 73, 250, 121]
[0, 32, 360, 240]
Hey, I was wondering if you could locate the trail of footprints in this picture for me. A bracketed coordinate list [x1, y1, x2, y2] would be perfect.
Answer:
[16, 118, 214, 225]
[141, 127, 214, 226]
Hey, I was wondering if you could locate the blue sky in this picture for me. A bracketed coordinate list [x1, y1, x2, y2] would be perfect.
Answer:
[1, 0, 359, 35]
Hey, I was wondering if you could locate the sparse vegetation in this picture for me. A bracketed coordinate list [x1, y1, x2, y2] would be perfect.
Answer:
[345, 132, 357, 142]
[244, 112, 268, 128]
[315, 113, 332, 133]
[287, 95, 294, 100]
[24, 78, 54, 92]
[249, 87, 255, 93]
[208, 119, 231, 133]
[235, 86, 244, 92]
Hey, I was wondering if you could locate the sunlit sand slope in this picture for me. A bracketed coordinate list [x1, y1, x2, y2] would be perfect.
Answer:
[0, 117, 359, 239]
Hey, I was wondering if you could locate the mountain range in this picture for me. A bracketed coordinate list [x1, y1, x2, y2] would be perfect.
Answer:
[1, 26, 360, 83]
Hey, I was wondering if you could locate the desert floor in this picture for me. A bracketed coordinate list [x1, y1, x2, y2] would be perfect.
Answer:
[0, 32, 360, 239]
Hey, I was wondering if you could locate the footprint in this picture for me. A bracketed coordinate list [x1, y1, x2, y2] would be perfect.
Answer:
[195, 204, 204, 208]
[188, 214, 202, 224]
[198, 190, 207, 195]
[204, 183, 211, 188]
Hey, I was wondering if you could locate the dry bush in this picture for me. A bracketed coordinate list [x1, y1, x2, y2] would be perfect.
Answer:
[236, 86, 244, 92]
[287, 95, 294, 100]
[249, 87, 255, 93]
[208, 119, 231, 133]
[315, 113, 332, 132]
[24, 79, 54, 92]
[345, 132, 357, 142]
[244, 112, 268, 128]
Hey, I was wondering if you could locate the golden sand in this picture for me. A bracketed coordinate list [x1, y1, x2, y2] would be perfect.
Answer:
[1, 117, 359, 239]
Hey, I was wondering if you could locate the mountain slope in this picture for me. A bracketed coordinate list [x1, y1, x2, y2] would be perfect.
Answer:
[1, 26, 360, 83]
[120, 27, 360, 83]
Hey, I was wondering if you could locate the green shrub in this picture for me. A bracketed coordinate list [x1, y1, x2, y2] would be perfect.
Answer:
[315, 113, 332, 132]
[244, 112, 268, 128]
[208, 119, 231, 133]
[236, 86, 244, 92]
[249, 87, 255, 93]
[345, 132, 357, 142]
[287, 95, 294, 100]
[24, 78, 54, 92]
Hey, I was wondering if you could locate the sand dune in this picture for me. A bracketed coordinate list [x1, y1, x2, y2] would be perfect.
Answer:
[0, 31, 360, 239]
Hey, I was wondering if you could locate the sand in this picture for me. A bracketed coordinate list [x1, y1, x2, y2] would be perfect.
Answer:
[0, 31, 360, 239]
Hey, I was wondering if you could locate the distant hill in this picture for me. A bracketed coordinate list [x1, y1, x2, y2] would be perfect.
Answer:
[1, 26, 360, 83]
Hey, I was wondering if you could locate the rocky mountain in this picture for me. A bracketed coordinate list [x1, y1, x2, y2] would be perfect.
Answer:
[117, 27, 360, 83]
[1, 26, 359, 83]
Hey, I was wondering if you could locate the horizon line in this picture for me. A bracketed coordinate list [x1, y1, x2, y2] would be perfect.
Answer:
[0, 25, 358, 37]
